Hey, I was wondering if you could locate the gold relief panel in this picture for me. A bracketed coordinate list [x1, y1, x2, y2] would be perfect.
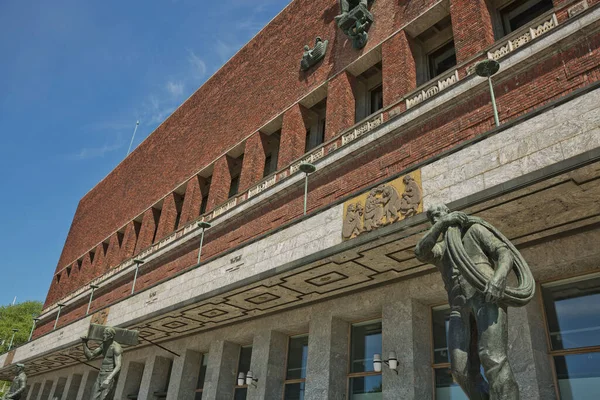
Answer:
[342, 170, 423, 240]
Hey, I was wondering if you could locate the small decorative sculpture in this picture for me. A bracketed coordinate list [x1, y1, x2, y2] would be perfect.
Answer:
[300, 37, 329, 71]
[4, 364, 26, 400]
[399, 175, 422, 217]
[82, 327, 123, 400]
[415, 205, 535, 400]
[334, 0, 373, 49]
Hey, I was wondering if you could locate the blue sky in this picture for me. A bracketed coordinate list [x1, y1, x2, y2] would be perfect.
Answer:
[0, 0, 290, 306]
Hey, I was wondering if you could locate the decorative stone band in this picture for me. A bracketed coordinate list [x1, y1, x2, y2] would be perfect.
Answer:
[488, 13, 558, 61]
[247, 175, 277, 199]
[342, 113, 384, 146]
[406, 70, 460, 109]
[211, 198, 238, 219]
[568, 1, 589, 18]
[290, 147, 325, 174]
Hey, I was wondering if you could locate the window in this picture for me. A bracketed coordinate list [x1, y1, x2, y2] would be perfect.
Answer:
[200, 177, 211, 215]
[369, 85, 383, 115]
[194, 353, 208, 400]
[355, 63, 383, 122]
[228, 154, 244, 198]
[304, 99, 327, 153]
[499, 0, 553, 35]
[234, 346, 253, 400]
[262, 130, 280, 178]
[542, 275, 600, 400]
[284, 335, 309, 400]
[428, 41, 457, 80]
[348, 320, 382, 400]
[229, 175, 240, 198]
[431, 307, 469, 400]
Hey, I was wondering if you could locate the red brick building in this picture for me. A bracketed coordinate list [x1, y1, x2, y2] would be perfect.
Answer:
[2, 0, 600, 399]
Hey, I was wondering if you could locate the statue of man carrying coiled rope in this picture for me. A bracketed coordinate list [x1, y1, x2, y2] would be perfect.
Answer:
[415, 204, 535, 400]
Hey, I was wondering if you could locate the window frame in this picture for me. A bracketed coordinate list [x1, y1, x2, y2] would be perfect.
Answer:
[346, 318, 383, 399]
[498, 0, 554, 36]
[282, 333, 309, 400]
[539, 272, 600, 399]
[194, 352, 209, 398]
[233, 344, 253, 400]
[426, 40, 457, 82]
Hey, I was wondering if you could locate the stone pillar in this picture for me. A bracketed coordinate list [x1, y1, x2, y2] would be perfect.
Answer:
[27, 382, 41, 400]
[325, 71, 357, 141]
[179, 176, 203, 225]
[76, 370, 98, 400]
[60, 373, 82, 400]
[36, 379, 53, 400]
[383, 30, 417, 106]
[304, 314, 349, 400]
[46, 379, 59, 400]
[202, 340, 240, 400]
[48, 376, 67, 399]
[155, 192, 184, 240]
[239, 132, 267, 193]
[246, 330, 288, 400]
[167, 349, 203, 400]
[134, 208, 161, 254]
[278, 104, 309, 169]
[114, 360, 145, 400]
[507, 293, 557, 399]
[450, 0, 495, 63]
[138, 355, 174, 399]
[382, 298, 433, 400]
[120, 221, 140, 261]
[207, 156, 232, 211]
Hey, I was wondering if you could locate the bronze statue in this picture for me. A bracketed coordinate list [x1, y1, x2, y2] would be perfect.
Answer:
[334, 0, 373, 49]
[82, 327, 123, 400]
[300, 37, 329, 71]
[415, 204, 535, 400]
[4, 364, 26, 400]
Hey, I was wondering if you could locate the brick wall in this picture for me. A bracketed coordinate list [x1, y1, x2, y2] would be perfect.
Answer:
[36, 22, 600, 333]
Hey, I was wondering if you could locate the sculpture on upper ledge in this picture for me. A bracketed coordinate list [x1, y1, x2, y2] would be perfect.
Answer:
[334, 0, 374, 49]
[415, 204, 535, 400]
[300, 37, 329, 71]
[4, 364, 27, 400]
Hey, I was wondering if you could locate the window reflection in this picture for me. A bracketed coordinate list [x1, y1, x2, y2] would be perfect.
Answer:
[349, 320, 382, 399]
[555, 353, 600, 400]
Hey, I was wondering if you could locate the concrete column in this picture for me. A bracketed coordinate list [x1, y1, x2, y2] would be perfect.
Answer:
[305, 314, 349, 400]
[202, 340, 240, 400]
[325, 71, 357, 141]
[382, 298, 433, 400]
[75, 370, 98, 400]
[207, 156, 232, 211]
[138, 355, 174, 400]
[449, 0, 496, 63]
[27, 382, 41, 400]
[167, 349, 203, 400]
[246, 330, 288, 400]
[382, 30, 417, 106]
[36, 379, 53, 400]
[507, 292, 557, 400]
[60, 373, 82, 400]
[239, 132, 267, 193]
[278, 104, 309, 169]
[114, 361, 144, 400]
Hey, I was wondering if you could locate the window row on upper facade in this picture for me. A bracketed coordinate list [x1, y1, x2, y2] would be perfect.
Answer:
[49, 0, 559, 304]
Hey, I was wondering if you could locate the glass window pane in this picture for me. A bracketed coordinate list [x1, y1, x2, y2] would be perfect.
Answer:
[542, 277, 600, 350]
[435, 368, 468, 400]
[284, 382, 305, 400]
[428, 41, 456, 78]
[196, 353, 208, 390]
[349, 375, 382, 399]
[194, 392, 203, 400]
[350, 321, 382, 373]
[554, 353, 600, 400]
[432, 308, 452, 364]
[287, 336, 309, 380]
[238, 346, 253, 376]
[234, 387, 247, 400]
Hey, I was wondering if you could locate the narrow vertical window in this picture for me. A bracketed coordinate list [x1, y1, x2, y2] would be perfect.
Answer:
[348, 320, 382, 399]
[283, 335, 309, 400]
[194, 353, 208, 400]
[234, 345, 253, 400]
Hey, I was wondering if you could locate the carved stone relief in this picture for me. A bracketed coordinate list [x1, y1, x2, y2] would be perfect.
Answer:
[342, 171, 423, 240]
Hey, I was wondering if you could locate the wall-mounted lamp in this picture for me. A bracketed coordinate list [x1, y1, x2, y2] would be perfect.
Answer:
[245, 371, 258, 387]
[475, 59, 501, 127]
[28, 317, 40, 342]
[237, 372, 246, 386]
[54, 303, 66, 330]
[197, 221, 212, 264]
[299, 162, 317, 215]
[131, 259, 145, 295]
[86, 284, 100, 315]
[8, 329, 18, 350]
[373, 352, 399, 374]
